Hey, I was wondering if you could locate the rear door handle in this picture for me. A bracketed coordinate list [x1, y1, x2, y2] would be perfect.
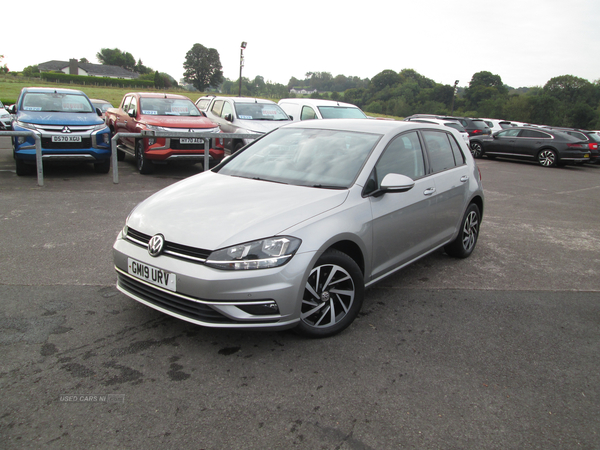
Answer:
[460, 176, 469, 183]
[423, 187, 436, 196]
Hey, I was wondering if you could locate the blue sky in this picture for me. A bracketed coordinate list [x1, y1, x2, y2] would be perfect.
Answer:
[4, 0, 599, 89]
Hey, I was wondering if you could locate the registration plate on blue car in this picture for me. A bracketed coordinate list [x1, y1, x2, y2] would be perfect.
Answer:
[127, 258, 177, 291]
[52, 135, 82, 143]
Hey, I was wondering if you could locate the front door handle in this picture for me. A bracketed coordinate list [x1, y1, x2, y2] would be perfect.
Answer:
[423, 187, 436, 196]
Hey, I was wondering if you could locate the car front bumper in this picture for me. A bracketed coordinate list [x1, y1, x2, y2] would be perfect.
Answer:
[113, 232, 314, 330]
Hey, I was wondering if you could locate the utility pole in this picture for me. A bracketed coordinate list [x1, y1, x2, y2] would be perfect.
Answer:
[238, 42, 247, 97]
[450, 80, 459, 115]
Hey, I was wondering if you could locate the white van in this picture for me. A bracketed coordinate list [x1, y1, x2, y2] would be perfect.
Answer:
[278, 98, 367, 122]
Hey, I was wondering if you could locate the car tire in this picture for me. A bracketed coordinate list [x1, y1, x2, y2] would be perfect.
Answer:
[234, 142, 244, 153]
[444, 203, 480, 259]
[136, 140, 154, 174]
[295, 249, 364, 338]
[94, 159, 110, 174]
[538, 149, 557, 167]
[15, 158, 32, 176]
[470, 141, 483, 158]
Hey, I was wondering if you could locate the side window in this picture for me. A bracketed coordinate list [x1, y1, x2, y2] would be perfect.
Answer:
[211, 100, 224, 117]
[222, 101, 233, 119]
[520, 129, 550, 139]
[301, 106, 317, 121]
[374, 131, 425, 185]
[129, 97, 137, 116]
[449, 134, 465, 165]
[423, 130, 457, 173]
[122, 95, 131, 112]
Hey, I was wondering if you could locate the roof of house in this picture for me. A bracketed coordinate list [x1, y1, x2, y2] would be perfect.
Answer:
[38, 60, 139, 79]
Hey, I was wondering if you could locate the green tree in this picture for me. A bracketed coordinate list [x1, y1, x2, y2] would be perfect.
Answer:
[371, 70, 401, 91]
[22, 64, 40, 77]
[183, 44, 224, 91]
[464, 71, 508, 111]
[96, 48, 136, 71]
[0, 55, 8, 74]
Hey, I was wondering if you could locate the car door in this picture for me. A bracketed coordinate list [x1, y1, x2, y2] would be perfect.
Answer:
[421, 130, 470, 242]
[369, 131, 441, 281]
[124, 96, 139, 150]
[514, 129, 552, 158]
[485, 128, 520, 155]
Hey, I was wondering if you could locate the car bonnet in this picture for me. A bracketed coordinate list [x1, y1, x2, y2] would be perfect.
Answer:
[126, 171, 349, 251]
[17, 110, 104, 126]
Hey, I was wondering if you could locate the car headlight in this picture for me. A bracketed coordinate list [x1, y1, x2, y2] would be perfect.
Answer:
[146, 124, 166, 131]
[206, 236, 301, 270]
[16, 121, 38, 131]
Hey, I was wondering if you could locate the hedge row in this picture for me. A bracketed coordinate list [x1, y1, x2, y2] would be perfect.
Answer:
[40, 72, 154, 88]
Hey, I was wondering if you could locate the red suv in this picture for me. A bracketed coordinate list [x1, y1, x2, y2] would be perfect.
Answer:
[105, 93, 223, 174]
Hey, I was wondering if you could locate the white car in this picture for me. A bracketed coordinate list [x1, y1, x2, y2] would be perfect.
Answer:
[404, 117, 470, 145]
[0, 100, 12, 130]
[481, 118, 514, 133]
[202, 96, 291, 153]
[278, 98, 367, 122]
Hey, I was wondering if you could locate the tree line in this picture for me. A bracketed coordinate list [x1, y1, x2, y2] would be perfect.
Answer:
[9, 44, 600, 129]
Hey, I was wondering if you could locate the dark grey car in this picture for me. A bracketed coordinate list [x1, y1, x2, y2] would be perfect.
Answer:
[482, 127, 591, 167]
[113, 119, 484, 337]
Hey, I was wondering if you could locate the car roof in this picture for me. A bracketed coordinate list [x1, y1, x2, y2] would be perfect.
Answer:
[278, 98, 361, 108]
[210, 96, 277, 104]
[22, 87, 86, 95]
[280, 118, 451, 136]
[127, 92, 192, 100]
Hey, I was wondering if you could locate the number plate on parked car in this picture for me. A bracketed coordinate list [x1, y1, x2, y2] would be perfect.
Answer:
[180, 138, 204, 144]
[52, 135, 82, 143]
[127, 258, 177, 291]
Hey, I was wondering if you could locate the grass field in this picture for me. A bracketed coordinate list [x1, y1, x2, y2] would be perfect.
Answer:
[0, 75, 211, 107]
[0, 75, 402, 120]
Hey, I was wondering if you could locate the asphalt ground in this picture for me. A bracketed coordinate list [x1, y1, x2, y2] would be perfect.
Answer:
[1, 135, 599, 449]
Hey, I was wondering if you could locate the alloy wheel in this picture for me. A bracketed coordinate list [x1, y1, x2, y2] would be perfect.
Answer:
[301, 263, 355, 329]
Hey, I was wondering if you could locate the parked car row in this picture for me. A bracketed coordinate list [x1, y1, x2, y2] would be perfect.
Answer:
[405, 113, 598, 168]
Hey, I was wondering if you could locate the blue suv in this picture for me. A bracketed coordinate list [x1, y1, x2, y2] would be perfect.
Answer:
[11, 87, 112, 175]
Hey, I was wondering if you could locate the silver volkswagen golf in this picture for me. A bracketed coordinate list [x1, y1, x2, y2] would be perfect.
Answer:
[113, 119, 484, 337]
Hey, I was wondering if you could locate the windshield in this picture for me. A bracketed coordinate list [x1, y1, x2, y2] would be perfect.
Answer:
[235, 103, 289, 121]
[21, 93, 94, 113]
[93, 102, 113, 112]
[217, 127, 381, 189]
[140, 98, 201, 116]
[318, 106, 367, 119]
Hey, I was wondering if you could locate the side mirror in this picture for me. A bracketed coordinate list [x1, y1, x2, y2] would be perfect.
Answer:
[96, 107, 103, 117]
[127, 109, 136, 118]
[288, 115, 294, 121]
[9, 105, 16, 114]
[380, 173, 415, 193]
[224, 113, 233, 122]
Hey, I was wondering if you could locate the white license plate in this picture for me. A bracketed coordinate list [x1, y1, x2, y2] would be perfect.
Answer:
[52, 135, 82, 143]
[180, 138, 204, 144]
[127, 258, 177, 291]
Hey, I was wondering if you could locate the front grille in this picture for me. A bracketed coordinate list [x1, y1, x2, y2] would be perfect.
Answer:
[118, 273, 236, 324]
[125, 227, 211, 263]
[42, 137, 92, 149]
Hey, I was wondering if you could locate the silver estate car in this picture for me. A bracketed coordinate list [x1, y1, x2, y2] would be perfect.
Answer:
[113, 119, 484, 337]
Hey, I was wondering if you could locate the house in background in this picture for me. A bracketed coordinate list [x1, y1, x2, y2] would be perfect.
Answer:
[38, 59, 139, 79]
